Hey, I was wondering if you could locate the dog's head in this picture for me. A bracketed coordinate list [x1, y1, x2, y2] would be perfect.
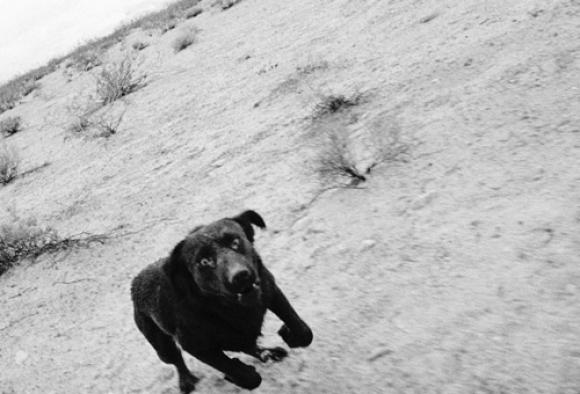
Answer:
[165, 210, 267, 306]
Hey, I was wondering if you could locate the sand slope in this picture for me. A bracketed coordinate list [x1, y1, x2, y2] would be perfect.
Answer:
[1, 0, 579, 393]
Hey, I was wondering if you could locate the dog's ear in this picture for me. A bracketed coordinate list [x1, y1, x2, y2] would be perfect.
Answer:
[163, 240, 190, 297]
[230, 210, 266, 243]
[187, 225, 204, 236]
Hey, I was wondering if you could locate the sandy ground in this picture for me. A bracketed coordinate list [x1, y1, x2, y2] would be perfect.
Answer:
[1, 0, 580, 393]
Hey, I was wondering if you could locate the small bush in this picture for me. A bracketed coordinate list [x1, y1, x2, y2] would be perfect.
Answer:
[66, 99, 125, 138]
[0, 79, 39, 114]
[66, 98, 96, 135]
[172, 29, 198, 52]
[67, 115, 91, 134]
[314, 117, 409, 186]
[92, 109, 126, 137]
[161, 21, 178, 34]
[296, 61, 330, 76]
[0, 88, 19, 114]
[217, 0, 243, 10]
[185, 7, 203, 19]
[132, 41, 149, 51]
[0, 216, 108, 276]
[20, 80, 39, 97]
[0, 143, 20, 185]
[95, 57, 146, 105]
[0, 220, 59, 275]
[312, 93, 362, 120]
[0, 116, 22, 136]
[316, 127, 366, 186]
[71, 51, 102, 72]
[137, 0, 201, 31]
[365, 120, 409, 174]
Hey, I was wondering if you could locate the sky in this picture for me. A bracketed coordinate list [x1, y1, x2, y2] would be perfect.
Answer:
[0, 0, 173, 82]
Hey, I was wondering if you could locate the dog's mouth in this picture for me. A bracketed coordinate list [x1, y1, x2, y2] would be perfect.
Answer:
[235, 282, 260, 303]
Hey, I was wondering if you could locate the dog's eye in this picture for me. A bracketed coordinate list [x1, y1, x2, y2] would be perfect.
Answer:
[231, 238, 240, 250]
[199, 258, 215, 268]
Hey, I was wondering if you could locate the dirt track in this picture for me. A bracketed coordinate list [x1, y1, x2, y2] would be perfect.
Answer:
[1, 0, 580, 393]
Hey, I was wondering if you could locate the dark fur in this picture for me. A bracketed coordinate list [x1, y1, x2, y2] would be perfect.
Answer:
[131, 210, 313, 392]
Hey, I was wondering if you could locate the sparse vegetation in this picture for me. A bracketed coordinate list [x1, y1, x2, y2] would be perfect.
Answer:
[71, 50, 102, 72]
[138, 0, 201, 32]
[296, 61, 330, 76]
[161, 21, 178, 34]
[0, 116, 22, 137]
[185, 7, 203, 19]
[0, 0, 202, 114]
[66, 98, 98, 135]
[92, 109, 126, 137]
[365, 119, 409, 174]
[315, 126, 366, 186]
[95, 57, 146, 105]
[68, 114, 92, 134]
[66, 98, 126, 138]
[172, 28, 199, 52]
[0, 87, 20, 114]
[0, 79, 40, 115]
[312, 93, 363, 120]
[0, 143, 20, 185]
[217, 0, 243, 10]
[313, 115, 408, 186]
[132, 41, 149, 51]
[0, 215, 108, 276]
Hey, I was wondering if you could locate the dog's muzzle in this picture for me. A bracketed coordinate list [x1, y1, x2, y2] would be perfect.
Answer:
[236, 282, 260, 303]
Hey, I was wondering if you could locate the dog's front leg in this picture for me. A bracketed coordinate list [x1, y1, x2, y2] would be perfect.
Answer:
[269, 283, 313, 348]
[193, 349, 262, 390]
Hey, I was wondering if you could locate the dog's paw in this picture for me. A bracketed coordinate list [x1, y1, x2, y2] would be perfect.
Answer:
[278, 324, 313, 348]
[178, 372, 200, 393]
[257, 346, 288, 362]
[225, 359, 262, 390]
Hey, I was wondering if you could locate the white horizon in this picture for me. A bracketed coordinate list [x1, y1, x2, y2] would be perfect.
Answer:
[0, 0, 175, 83]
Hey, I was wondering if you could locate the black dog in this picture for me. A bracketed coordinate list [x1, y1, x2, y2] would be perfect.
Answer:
[131, 210, 313, 392]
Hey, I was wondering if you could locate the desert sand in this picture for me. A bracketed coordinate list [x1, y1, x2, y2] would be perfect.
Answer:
[1, 0, 579, 393]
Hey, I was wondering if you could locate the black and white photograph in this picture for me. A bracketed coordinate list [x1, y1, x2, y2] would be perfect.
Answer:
[0, 0, 579, 393]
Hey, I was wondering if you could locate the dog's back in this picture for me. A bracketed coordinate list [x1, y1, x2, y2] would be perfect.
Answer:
[131, 259, 178, 335]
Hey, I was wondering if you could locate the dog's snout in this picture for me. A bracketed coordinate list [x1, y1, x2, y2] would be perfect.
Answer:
[229, 268, 255, 293]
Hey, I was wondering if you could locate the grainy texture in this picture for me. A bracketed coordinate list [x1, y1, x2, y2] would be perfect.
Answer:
[0, 0, 579, 393]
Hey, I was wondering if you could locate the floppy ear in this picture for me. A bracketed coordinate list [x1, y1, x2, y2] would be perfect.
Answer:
[187, 225, 204, 236]
[163, 240, 191, 297]
[230, 210, 266, 243]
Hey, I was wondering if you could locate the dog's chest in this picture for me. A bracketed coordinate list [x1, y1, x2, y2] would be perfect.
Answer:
[180, 306, 265, 350]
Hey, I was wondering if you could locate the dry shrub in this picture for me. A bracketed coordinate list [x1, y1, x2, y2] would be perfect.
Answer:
[185, 7, 203, 19]
[138, 0, 201, 32]
[0, 215, 108, 276]
[95, 57, 146, 105]
[0, 143, 19, 185]
[314, 117, 409, 186]
[172, 28, 199, 52]
[91, 109, 126, 137]
[66, 98, 126, 138]
[66, 98, 97, 134]
[364, 119, 409, 174]
[0, 88, 19, 114]
[312, 93, 363, 121]
[216, 0, 243, 10]
[0, 116, 22, 136]
[0, 80, 39, 114]
[68, 115, 91, 134]
[132, 41, 149, 51]
[71, 51, 102, 72]
[315, 126, 366, 186]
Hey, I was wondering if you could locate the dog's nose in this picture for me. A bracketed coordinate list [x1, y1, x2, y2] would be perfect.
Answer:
[230, 269, 255, 293]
